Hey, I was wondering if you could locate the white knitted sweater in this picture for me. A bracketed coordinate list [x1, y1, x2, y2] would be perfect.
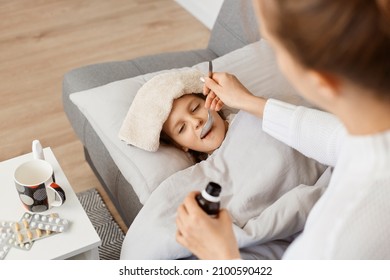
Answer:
[263, 99, 390, 259]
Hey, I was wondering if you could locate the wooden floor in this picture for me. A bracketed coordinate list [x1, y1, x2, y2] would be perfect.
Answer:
[0, 0, 210, 233]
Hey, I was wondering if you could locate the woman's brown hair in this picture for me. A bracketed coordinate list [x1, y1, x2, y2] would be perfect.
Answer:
[260, 0, 390, 99]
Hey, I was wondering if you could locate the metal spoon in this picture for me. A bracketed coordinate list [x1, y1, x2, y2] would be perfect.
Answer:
[208, 60, 213, 79]
[200, 110, 214, 139]
[200, 61, 215, 139]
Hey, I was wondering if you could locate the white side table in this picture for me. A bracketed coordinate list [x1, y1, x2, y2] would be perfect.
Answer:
[0, 148, 101, 259]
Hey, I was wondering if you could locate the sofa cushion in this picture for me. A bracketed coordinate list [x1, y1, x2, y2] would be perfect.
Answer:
[70, 39, 311, 204]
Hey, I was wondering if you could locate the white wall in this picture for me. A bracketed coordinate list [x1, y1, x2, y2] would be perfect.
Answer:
[175, 0, 224, 29]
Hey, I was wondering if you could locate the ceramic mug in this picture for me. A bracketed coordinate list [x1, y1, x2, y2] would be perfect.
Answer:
[14, 159, 66, 212]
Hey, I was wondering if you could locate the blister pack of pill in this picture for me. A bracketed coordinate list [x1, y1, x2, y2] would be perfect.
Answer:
[1, 220, 34, 259]
[0, 212, 70, 260]
[0, 221, 14, 234]
[0, 224, 13, 260]
[0, 232, 12, 260]
[27, 213, 69, 233]
[10, 216, 34, 250]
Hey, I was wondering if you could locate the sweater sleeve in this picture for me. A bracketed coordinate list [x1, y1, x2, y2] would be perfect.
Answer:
[262, 99, 346, 167]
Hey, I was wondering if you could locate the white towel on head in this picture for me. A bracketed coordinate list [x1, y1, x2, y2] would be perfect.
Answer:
[119, 69, 204, 152]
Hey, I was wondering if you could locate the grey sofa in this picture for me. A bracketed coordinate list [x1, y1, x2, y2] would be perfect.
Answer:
[62, 0, 260, 227]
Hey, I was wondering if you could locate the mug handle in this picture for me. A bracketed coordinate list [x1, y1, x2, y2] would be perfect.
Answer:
[47, 182, 66, 207]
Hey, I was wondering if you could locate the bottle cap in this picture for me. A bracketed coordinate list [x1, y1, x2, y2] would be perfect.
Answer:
[205, 182, 221, 197]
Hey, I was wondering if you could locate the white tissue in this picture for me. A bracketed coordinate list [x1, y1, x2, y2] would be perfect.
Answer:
[32, 140, 45, 160]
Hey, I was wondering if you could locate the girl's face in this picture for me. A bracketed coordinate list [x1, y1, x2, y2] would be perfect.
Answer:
[162, 94, 228, 154]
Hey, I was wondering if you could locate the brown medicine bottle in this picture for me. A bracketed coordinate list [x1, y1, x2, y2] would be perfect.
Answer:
[195, 182, 221, 217]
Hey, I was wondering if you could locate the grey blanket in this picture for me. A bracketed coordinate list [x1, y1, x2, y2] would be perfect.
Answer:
[120, 111, 330, 259]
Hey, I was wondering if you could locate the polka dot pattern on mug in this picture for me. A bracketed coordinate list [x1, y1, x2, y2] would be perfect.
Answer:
[19, 194, 34, 206]
[33, 188, 47, 201]
[16, 184, 49, 212]
[16, 184, 25, 193]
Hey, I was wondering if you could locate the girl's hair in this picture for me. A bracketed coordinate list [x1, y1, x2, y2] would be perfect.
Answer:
[260, 0, 390, 100]
[160, 93, 226, 163]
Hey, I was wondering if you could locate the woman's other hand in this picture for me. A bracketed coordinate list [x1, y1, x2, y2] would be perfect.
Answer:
[204, 72, 267, 118]
[176, 191, 241, 260]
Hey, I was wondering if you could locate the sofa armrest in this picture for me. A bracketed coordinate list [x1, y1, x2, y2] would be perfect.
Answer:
[63, 49, 216, 94]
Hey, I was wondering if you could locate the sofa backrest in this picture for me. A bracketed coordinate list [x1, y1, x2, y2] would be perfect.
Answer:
[208, 0, 261, 57]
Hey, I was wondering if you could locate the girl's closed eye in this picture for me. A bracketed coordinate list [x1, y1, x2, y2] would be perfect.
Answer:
[178, 123, 185, 134]
[192, 104, 199, 112]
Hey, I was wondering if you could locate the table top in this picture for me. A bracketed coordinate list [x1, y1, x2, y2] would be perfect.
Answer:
[0, 147, 101, 259]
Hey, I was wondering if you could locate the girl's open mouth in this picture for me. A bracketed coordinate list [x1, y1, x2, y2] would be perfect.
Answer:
[201, 127, 212, 139]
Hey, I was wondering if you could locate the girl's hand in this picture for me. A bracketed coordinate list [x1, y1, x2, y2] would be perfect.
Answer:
[176, 191, 241, 260]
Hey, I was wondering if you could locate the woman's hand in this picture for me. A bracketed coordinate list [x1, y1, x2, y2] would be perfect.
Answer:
[203, 72, 267, 118]
[176, 192, 241, 260]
